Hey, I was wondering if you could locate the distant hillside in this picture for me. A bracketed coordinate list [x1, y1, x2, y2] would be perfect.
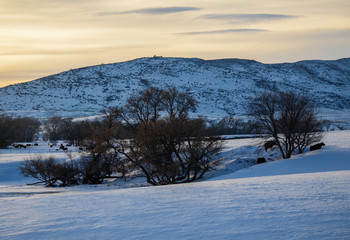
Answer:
[0, 57, 349, 119]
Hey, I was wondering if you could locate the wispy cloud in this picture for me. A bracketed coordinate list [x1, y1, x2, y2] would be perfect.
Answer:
[99, 7, 201, 16]
[202, 14, 298, 23]
[179, 28, 267, 35]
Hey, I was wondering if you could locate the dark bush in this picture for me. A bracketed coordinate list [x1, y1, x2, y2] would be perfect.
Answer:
[80, 151, 119, 184]
[20, 155, 80, 187]
[20, 156, 59, 187]
[53, 160, 80, 186]
[20, 152, 118, 186]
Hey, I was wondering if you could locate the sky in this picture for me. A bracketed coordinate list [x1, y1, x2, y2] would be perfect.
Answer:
[0, 0, 350, 88]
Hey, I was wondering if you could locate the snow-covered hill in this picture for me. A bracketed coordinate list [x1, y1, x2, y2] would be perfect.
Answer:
[0, 131, 349, 239]
[1, 57, 350, 119]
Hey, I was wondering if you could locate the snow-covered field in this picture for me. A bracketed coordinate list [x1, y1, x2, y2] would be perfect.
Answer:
[0, 131, 349, 239]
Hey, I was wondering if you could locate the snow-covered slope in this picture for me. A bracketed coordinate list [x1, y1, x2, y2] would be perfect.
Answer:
[0, 131, 350, 239]
[0, 57, 350, 119]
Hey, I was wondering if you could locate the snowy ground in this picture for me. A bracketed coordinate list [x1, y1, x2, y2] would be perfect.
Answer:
[0, 131, 349, 239]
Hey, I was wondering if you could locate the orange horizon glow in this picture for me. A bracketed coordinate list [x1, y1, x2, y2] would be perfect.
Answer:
[1, 0, 349, 88]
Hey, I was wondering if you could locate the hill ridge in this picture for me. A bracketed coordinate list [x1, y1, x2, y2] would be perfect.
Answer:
[0, 56, 349, 119]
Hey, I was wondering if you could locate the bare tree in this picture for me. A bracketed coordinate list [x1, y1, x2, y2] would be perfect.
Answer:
[107, 87, 222, 185]
[248, 90, 323, 159]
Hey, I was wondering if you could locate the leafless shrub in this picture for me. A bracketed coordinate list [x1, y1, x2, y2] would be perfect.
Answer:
[20, 155, 58, 187]
[20, 155, 80, 187]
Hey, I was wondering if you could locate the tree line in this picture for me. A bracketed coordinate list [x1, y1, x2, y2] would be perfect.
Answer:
[0, 114, 40, 148]
[1, 86, 326, 186]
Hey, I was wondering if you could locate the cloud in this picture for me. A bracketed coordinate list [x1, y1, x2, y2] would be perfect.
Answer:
[202, 14, 298, 23]
[179, 28, 267, 35]
[99, 7, 201, 16]
[311, 28, 350, 38]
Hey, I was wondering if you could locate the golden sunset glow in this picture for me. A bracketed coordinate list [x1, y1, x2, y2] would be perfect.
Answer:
[1, 0, 349, 87]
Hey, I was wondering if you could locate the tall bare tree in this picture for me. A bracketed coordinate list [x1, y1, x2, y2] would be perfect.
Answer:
[107, 87, 222, 185]
[248, 90, 323, 159]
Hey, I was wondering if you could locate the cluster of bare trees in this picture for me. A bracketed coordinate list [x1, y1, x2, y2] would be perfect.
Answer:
[207, 116, 259, 135]
[21, 87, 222, 186]
[0, 114, 40, 148]
[43, 117, 93, 145]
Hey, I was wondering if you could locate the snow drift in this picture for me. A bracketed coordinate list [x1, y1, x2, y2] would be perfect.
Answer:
[0, 131, 349, 239]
